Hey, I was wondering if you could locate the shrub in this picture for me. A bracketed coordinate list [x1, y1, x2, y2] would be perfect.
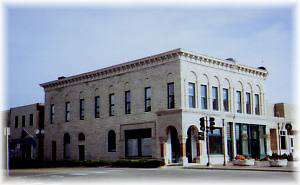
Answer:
[9, 159, 164, 169]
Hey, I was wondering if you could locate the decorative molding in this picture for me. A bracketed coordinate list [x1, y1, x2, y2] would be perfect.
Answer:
[40, 48, 268, 90]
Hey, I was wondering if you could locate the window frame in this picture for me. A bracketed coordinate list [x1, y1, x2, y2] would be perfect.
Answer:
[223, 88, 229, 112]
[167, 82, 175, 109]
[212, 86, 219, 111]
[95, 96, 100, 118]
[125, 91, 131, 114]
[108, 130, 116, 152]
[188, 82, 196, 108]
[65, 101, 70, 122]
[79, 99, 85, 120]
[109, 93, 115, 116]
[50, 104, 55, 124]
[236, 91, 242, 113]
[201, 85, 208, 109]
[144, 87, 151, 112]
[246, 92, 251, 114]
[29, 114, 34, 126]
[15, 116, 18, 128]
[22, 115, 25, 127]
[254, 94, 260, 115]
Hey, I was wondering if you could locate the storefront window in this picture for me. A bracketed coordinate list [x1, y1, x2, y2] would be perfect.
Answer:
[125, 128, 152, 157]
[241, 125, 249, 156]
[208, 128, 223, 154]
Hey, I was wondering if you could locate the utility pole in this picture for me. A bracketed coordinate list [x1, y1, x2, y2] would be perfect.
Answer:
[4, 127, 10, 176]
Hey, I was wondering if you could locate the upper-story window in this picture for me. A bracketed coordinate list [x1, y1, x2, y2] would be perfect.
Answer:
[246, 92, 251, 114]
[212, 86, 219, 111]
[167, 82, 175, 109]
[29, 114, 33, 126]
[125, 91, 131, 114]
[79, 99, 85, 120]
[236, 91, 242, 113]
[15, 116, 18, 128]
[109, 93, 115, 116]
[22, 115, 25, 127]
[188, 82, 196, 108]
[50, 104, 54, 124]
[65, 102, 70, 122]
[144, 87, 151, 112]
[201, 85, 208, 109]
[223, 88, 229, 112]
[254, 94, 260, 115]
[95, 96, 100, 118]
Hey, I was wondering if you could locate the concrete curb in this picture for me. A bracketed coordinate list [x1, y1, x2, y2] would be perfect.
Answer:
[183, 166, 296, 173]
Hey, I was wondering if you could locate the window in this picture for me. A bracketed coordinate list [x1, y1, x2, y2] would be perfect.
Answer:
[125, 128, 152, 157]
[79, 99, 85, 120]
[212, 86, 219, 110]
[223, 88, 229, 112]
[236, 91, 242, 113]
[65, 102, 70, 122]
[255, 94, 260, 115]
[291, 138, 294, 147]
[22, 115, 25, 127]
[167, 82, 175, 109]
[188, 82, 196, 108]
[280, 131, 286, 150]
[50, 104, 55, 124]
[235, 123, 242, 155]
[109, 94, 115, 116]
[29, 114, 33, 126]
[108, 130, 116, 152]
[246, 92, 251, 114]
[78, 133, 85, 141]
[15, 116, 18, 128]
[125, 91, 131, 114]
[201, 85, 208, 109]
[208, 128, 223, 154]
[95, 96, 100, 118]
[145, 87, 151, 112]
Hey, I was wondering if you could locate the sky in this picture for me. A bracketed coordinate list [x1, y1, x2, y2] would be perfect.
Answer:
[5, 5, 294, 110]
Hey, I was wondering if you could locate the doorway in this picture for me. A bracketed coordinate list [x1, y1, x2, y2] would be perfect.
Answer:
[78, 145, 85, 161]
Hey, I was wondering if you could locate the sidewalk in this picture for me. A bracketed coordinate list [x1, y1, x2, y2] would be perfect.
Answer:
[183, 161, 298, 172]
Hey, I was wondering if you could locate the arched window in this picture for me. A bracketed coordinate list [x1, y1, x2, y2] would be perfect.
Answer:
[78, 133, 85, 141]
[108, 130, 116, 152]
[63, 133, 71, 160]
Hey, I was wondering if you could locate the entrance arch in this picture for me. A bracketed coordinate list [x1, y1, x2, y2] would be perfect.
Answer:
[165, 126, 180, 164]
[186, 125, 199, 163]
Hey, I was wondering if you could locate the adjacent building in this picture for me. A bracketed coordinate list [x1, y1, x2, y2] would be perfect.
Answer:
[4, 103, 45, 161]
[40, 48, 288, 165]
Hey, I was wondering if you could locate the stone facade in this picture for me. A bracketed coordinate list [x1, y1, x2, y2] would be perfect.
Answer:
[39, 48, 294, 164]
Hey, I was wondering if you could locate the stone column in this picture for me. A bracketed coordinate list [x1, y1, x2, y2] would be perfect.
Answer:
[159, 137, 167, 163]
[179, 136, 188, 165]
[232, 122, 237, 158]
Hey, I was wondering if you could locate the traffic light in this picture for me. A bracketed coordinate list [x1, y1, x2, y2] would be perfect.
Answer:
[199, 117, 205, 131]
[209, 117, 215, 133]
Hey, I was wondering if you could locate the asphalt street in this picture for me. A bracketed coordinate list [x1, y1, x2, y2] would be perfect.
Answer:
[6, 166, 298, 183]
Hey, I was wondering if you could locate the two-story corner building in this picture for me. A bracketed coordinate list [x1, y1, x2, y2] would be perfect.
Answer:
[6, 103, 45, 161]
[40, 48, 269, 165]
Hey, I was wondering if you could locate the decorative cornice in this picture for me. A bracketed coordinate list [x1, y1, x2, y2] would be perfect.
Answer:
[40, 48, 268, 90]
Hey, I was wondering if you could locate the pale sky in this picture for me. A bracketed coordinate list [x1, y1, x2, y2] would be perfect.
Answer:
[5, 5, 294, 110]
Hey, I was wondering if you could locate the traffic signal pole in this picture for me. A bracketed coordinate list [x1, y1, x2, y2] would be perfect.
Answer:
[205, 116, 211, 167]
